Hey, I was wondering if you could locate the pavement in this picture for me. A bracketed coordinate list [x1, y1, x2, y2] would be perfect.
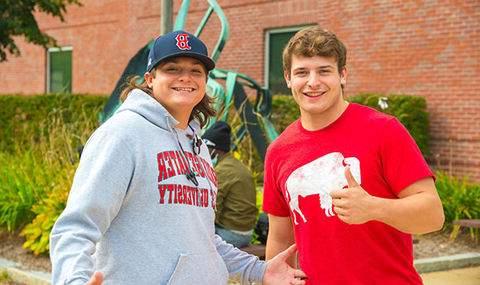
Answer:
[1, 253, 479, 284]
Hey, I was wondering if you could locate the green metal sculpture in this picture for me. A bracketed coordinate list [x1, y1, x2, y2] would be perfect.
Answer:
[101, 0, 278, 160]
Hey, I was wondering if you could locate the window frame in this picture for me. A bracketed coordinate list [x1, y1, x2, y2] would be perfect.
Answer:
[264, 25, 314, 94]
[46, 46, 73, 93]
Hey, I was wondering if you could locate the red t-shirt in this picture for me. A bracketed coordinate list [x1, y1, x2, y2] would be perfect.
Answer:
[263, 103, 433, 284]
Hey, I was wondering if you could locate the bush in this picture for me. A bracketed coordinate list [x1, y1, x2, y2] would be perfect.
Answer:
[0, 94, 104, 254]
[436, 172, 480, 223]
[435, 172, 480, 240]
[0, 151, 46, 231]
[20, 174, 72, 255]
[270, 95, 300, 133]
[0, 93, 107, 153]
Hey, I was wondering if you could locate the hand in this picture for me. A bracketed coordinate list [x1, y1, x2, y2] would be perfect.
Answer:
[87, 272, 103, 285]
[263, 244, 307, 285]
[331, 167, 375, 224]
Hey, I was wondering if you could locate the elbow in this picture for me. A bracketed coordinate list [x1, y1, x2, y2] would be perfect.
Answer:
[434, 208, 446, 231]
[423, 203, 445, 234]
[432, 197, 446, 231]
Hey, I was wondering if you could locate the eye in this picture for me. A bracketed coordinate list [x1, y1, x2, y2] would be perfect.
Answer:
[319, 68, 334, 75]
[294, 70, 308, 77]
[191, 68, 206, 77]
[161, 64, 180, 73]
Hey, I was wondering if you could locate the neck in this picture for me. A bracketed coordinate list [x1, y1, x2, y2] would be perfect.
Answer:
[170, 108, 193, 130]
[300, 99, 349, 131]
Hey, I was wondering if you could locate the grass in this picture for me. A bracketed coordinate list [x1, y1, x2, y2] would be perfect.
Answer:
[0, 102, 101, 254]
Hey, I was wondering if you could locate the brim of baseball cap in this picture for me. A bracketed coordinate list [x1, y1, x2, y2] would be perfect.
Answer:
[147, 51, 215, 72]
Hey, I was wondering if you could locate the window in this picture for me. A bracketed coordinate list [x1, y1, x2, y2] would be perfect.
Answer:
[265, 27, 303, 95]
[47, 47, 72, 93]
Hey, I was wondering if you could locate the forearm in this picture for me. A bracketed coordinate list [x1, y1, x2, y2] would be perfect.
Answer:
[266, 238, 296, 267]
[214, 234, 266, 284]
[50, 209, 102, 284]
[370, 191, 444, 234]
[265, 215, 296, 266]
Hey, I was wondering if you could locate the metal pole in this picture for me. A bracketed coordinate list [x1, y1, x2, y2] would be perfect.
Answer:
[161, 0, 173, 34]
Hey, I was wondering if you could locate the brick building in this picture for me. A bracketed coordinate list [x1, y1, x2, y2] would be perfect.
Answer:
[0, 0, 478, 181]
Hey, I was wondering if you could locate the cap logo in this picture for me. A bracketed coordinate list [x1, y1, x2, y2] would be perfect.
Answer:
[175, 34, 191, 51]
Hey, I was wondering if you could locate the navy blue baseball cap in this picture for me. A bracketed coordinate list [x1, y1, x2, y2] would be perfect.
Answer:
[146, 30, 215, 72]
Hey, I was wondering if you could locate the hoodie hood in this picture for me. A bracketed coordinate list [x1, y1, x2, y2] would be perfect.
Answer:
[115, 88, 201, 133]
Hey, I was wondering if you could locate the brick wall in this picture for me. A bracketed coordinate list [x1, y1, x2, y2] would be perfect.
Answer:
[0, 0, 478, 181]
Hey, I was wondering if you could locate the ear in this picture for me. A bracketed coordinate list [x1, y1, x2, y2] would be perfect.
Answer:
[340, 67, 347, 87]
[284, 70, 292, 88]
[144, 71, 154, 88]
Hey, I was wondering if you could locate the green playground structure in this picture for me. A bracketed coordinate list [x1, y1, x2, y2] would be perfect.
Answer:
[100, 0, 279, 160]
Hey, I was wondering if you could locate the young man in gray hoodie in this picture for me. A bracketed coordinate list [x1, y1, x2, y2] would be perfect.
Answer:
[50, 30, 307, 285]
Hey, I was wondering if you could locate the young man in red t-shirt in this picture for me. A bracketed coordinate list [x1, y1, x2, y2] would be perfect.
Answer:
[263, 26, 445, 284]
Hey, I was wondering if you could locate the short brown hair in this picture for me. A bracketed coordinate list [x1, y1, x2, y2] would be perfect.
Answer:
[283, 26, 347, 73]
[120, 70, 216, 128]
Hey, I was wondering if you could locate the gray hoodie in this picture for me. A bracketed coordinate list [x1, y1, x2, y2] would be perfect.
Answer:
[50, 89, 266, 284]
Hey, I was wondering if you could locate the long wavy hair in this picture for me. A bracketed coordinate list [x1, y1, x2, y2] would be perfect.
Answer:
[120, 69, 216, 128]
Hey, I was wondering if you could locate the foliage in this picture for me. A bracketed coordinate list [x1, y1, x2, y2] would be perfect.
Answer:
[0, 151, 48, 232]
[270, 95, 300, 133]
[0, 270, 13, 282]
[20, 171, 72, 255]
[0, 94, 103, 254]
[0, 0, 82, 62]
[435, 171, 480, 240]
[0, 93, 107, 153]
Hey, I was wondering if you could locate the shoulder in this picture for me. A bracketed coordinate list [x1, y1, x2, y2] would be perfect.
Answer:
[218, 156, 251, 174]
[268, 119, 301, 153]
[85, 110, 147, 152]
[216, 157, 253, 186]
[348, 103, 397, 130]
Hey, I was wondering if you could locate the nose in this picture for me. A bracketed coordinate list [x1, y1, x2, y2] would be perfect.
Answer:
[306, 72, 321, 88]
[177, 70, 192, 81]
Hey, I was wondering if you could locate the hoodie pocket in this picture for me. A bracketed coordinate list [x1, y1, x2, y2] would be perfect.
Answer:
[167, 253, 228, 285]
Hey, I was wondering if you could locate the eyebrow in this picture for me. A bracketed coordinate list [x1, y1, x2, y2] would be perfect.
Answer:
[292, 65, 334, 72]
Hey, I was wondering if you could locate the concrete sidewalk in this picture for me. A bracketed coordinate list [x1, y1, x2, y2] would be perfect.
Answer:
[421, 266, 480, 285]
[1, 253, 480, 284]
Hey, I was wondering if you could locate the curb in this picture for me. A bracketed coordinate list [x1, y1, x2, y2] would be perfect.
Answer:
[1, 253, 480, 284]
[414, 252, 480, 273]
[0, 258, 50, 285]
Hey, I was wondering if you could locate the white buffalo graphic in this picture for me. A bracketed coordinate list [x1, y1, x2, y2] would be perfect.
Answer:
[285, 152, 361, 225]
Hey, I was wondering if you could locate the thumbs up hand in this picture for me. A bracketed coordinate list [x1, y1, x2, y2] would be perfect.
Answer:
[330, 167, 375, 224]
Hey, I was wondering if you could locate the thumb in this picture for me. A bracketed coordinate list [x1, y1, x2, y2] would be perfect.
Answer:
[344, 166, 359, 187]
[87, 272, 103, 285]
[277, 244, 297, 260]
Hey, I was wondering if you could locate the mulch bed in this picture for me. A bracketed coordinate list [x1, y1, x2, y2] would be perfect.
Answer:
[0, 229, 479, 274]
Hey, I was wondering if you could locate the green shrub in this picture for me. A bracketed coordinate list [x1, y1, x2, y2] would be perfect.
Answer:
[436, 171, 480, 223]
[0, 93, 107, 153]
[435, 171, 480, 240]
[0, 94, 103, 254]
[21, 171, 72, 255]
[270, 94, 300, 133]
[0, 151, 46, 231]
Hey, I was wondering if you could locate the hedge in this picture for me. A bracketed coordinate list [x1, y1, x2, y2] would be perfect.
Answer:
[0, 94, 108, 153]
